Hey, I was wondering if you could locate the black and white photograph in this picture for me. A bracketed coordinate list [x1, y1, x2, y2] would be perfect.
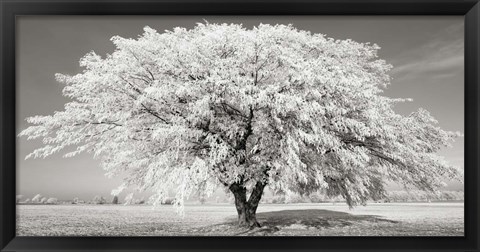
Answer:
[16, 16, 464, 237]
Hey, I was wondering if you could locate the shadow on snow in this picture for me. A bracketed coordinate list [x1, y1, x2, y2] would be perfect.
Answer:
[198, 209, 399, 236]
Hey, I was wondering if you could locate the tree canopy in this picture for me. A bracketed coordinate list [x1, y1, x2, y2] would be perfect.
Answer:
[20, 23, 461, 217]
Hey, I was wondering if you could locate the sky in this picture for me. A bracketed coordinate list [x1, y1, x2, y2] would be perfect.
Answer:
[16, 16, 464, 201]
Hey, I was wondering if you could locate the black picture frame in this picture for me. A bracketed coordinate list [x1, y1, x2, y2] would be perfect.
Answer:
[1, 0, 479, 251]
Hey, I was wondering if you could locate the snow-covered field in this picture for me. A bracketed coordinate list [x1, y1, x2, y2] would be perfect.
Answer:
[16, 202, 463, 236]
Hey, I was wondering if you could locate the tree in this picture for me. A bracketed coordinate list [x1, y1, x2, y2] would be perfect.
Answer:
[31, 194, 42, 203]
[112, 195, 119, 204]
[199, 195, 207, 205]
[46, 198, 58, 204]
[92, 195, 106, 204]
[123, 193, 135, 205]
[19, 23, 461, 228]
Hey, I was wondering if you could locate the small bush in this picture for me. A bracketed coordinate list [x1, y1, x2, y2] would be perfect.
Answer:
[112, 195, 119, 204]
[162, 197, 175, 205]
[16, 195, 24, 203]
[135, 199, 145, 205]
[46, 198, 58, 204]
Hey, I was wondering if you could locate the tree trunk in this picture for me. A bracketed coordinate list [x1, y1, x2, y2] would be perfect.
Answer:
[230, 182, 265, 228]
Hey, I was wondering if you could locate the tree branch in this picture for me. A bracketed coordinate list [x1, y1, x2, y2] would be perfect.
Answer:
[140, 103, 170, 124]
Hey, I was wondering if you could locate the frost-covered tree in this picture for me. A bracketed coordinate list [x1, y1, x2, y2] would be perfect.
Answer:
[40, 197, 48, 204]
[31, 194, 42, 203]
[92, 195, 106, 204]
[123, 193, 135, 205]
[46, 197, 58, 204]
[19, 23, 461, 227]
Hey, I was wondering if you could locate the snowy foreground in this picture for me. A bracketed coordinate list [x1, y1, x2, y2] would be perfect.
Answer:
[16, 202, 463, 236]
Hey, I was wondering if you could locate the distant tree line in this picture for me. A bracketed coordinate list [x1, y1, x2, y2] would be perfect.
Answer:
[16, 193, 178, 205]
[17, 190, 463, 206]
[17, 194, 119, 205]
[383, 190, 464, 203]
[16, 194, 58, 204]
[260, 190, 464, 204]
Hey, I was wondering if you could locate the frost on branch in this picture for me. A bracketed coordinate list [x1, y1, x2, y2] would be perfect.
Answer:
[19, 23, 462, 212]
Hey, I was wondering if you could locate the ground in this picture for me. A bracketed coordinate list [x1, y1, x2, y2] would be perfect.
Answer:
[16, 202, 463, 236]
